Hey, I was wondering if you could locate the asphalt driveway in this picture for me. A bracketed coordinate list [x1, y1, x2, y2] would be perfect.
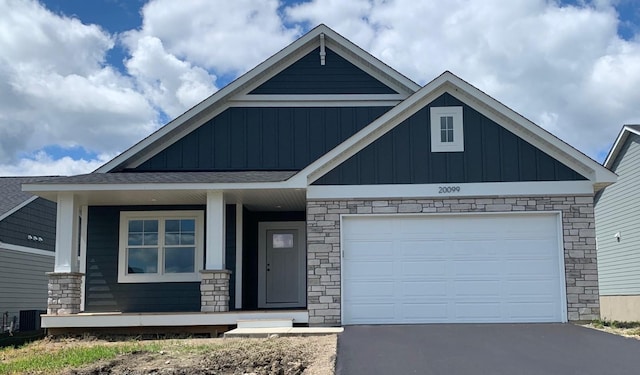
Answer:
[336, 324, 640, 375]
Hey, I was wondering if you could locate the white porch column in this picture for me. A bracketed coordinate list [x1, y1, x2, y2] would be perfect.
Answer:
[54, 192, 80, 273]
[205, 190, 225, 270]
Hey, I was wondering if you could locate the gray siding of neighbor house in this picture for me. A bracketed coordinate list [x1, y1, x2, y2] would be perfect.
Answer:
[249, 47, 398, 95]
[595, 133, 640, 295]
[314, 93, 586, 185]
[134, 107, 391, 172]
[84, 206, 204, 313]
[0, 248, 53, 326]
[0, 198, 56, 252]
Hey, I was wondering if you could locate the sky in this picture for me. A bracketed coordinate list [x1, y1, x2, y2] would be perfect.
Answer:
[1, 0, 639, 176]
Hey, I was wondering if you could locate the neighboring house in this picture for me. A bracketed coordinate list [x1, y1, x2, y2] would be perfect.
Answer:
[0, 177, 56, 331]
[595, 125, 640, 321]
[24, 25, 616, 332]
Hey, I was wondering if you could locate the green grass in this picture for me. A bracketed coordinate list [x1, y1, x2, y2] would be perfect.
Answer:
[0, 341, 163, 375]
[592, 319, 640, 329]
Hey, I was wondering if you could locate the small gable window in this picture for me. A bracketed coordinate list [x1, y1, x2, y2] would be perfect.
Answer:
[430, 106, 464, 152]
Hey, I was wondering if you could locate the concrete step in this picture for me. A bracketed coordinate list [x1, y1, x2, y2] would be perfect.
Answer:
[236, 318, 293, 329]
[224, 326, 344, 338]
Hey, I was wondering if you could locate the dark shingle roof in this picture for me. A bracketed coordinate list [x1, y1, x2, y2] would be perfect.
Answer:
[0, 176, 56, 217]
[25, 171, 298, 185]
[626, 125, 640, 132]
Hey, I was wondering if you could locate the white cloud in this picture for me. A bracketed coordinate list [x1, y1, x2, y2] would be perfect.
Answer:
[286, 0, 640, 158]
[123, 35, 218, 119]
[0, 0, 157, 176]
[0, 151, 113, 177]
[126, 0, 300, 74]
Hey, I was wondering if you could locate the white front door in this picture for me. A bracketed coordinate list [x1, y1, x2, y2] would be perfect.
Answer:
[258, 221, 306, 308]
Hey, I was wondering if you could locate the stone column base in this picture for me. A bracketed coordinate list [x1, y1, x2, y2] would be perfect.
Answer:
[200, 270, 232, 312]
[47, 272, 83, 315]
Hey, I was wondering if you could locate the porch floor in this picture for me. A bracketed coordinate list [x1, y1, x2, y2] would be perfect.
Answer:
[41, 310, 309, 329]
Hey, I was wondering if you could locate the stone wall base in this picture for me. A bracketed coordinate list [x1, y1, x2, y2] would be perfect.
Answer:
[200, 270, 231, 312]
[47, 272, 83, 315]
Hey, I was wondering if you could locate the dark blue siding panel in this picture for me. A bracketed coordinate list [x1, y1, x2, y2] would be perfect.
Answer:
[0, 198, 56, 251]
[315, 93, 586, 184]
[250, 47, 398, 95]
[85, 206, 203, 313]
[134, 107, 391, 172]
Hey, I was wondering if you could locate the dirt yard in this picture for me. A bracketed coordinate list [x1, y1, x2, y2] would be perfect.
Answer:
[13, 335, 337, 375]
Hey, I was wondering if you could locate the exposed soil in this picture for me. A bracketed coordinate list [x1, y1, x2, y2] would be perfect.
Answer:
[59, 335, 336, 375]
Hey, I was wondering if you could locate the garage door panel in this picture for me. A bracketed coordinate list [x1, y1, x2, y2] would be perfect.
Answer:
[401, 261, 447, 276]
[347, 261, 394, 277]
[453, 280, 501, 296]
[454, 303, 502, 319]
[344, 281, 394, 298]
[399, 240, 449, 257]
[342, 214, 565, 324]
[401, 281, 448, 296]
[344, 240, 394, 258]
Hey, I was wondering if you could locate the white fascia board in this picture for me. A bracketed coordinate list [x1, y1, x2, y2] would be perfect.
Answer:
[307, 181, 594, 200]
[96, 25, 419, 173]
[0, 196, 37, 222]
[41, 310, 309, 328]
[604, 125, 640, 169]
[0, 242, 55, 257]
[441, 72, 617, 185]
[22, 180, 307, 193]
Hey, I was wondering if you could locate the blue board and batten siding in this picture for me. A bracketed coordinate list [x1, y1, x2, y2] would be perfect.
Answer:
[85, 205, 205, 313]
[315, 93, 586, 185]
[134, 107, 390, 172]
[0, 198, 56, 252]
[250, 47, 398, 95]
[596, 133, 640, 295]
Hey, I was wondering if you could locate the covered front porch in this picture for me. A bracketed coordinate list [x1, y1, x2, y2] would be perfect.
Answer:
[24, 172, 309, 332]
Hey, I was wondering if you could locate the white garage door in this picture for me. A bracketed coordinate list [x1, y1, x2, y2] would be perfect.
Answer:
[342, 213, 566, 324]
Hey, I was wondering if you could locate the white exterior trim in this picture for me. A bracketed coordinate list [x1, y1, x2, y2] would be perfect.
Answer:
[0, 242, 54, 257]
[206, 191, 226, 270]
[23, 181, 307, 193]
[117, 210, 205, 283]
[604, 125, 640, 168]
[54, 193, 79, 273]
[79, 205, 88, 312]
[235, 203, 243, 309]
[0, 196, 37, 222]
[41, 310, 309, 328]
[430, 106, 464, 152]
[339, 211, 568, 324]
[307, 181, 594, 200]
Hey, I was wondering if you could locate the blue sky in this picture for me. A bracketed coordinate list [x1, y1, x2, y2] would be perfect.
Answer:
[1, 0, 639, 175]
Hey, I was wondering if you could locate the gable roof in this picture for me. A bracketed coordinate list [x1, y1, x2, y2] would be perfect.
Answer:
[96, 24, 420, 173]
[0, 176, 55, 221]
[286, 71, 617, 190]
[603, 125, 640, 169]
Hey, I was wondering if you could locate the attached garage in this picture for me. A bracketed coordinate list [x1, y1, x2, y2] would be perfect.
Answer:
[341, 213, 567, 324]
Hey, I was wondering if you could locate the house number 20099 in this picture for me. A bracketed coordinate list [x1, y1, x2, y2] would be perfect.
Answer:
[438, 186, 461, 194]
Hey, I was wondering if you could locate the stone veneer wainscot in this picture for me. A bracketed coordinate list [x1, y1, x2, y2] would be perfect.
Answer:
[306, 196, 598, 326]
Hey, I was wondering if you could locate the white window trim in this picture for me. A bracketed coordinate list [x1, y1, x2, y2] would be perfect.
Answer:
[430, 106, 464, 152]
[118, 210, 204, 283]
